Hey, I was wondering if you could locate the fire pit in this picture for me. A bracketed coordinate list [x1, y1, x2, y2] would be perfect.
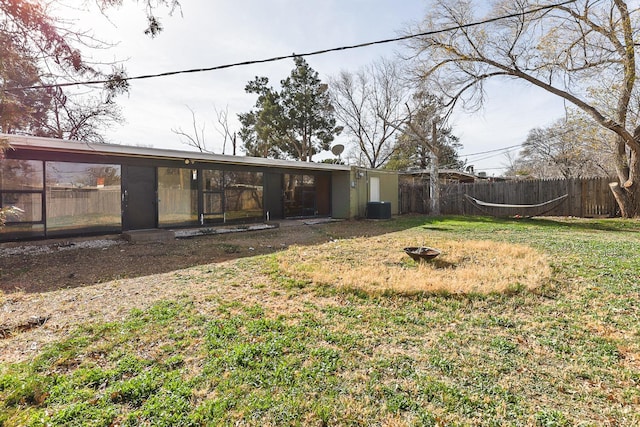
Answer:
[403, 247, 441, 262]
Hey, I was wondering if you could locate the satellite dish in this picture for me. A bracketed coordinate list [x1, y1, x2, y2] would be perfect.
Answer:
[331, 144, 344, 156]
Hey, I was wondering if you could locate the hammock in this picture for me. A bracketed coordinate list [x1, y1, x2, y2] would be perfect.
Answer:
[464, 194, 568, 218]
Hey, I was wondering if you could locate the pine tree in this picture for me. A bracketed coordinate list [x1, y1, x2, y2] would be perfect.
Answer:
[239, 57, 342, 161]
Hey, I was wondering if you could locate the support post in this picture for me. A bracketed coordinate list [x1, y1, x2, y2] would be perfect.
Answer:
[429, 120, 440, 216]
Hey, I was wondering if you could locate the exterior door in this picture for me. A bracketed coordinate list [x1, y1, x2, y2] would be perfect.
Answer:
[123, 165, 157, 230]
[369, 176, 380, 202]
[316, 174, 331, 216]
[264, 173, 283, 220]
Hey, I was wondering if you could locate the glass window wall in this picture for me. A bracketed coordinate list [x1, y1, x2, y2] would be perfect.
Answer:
[158, 167, 198, 226]
[1, 159, 43, 190]
[1, 193, 42, 222]
[284, 174, 316, 217]
[224, 171, 263, 221]
[202, 169, 224, 222]
[1, 159, 45, 239]
[45, 162, 121, 235]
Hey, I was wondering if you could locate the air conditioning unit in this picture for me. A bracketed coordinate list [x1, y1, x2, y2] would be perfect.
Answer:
[366, 201, 391, 219]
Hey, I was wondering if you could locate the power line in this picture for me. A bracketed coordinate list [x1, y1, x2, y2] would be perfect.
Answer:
[470, 146, 523, 163]
[477, 166, 509, 171]
[428, 144, 525, 169]
[5, 0, 577, 92]
[460, 144, 523, 158]
[460, 123, 591, 161]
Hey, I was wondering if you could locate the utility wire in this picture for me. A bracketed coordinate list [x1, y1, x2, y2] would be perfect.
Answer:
[476, 166, 509, 171]
[437, 146, 523, 171]
[460, 144, 523, 158]
[460, 124, 586, 160]
[6, 0, 577, 92]
[469, 146, 523, 163]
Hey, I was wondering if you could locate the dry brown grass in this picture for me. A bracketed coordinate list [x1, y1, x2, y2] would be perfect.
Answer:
[276, 231, 551, 296]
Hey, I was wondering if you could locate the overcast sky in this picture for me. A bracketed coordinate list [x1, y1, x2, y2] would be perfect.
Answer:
[60, 0, 568, 175]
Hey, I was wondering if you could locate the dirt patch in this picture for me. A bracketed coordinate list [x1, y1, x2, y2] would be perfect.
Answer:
[0, 220, 404, 363]
[0, 224, 316, 294]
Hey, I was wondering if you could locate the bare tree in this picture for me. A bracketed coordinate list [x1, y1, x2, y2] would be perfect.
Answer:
[389, 92, 460, 172]
[407, 0, 640, 217]
[171, 105, 240, 155]
[382, 91, 451, 215]
[95, 1, 182, 38]
[213, 105, 237, 155]
[1, 0, 180, 142]
[515, 112, 615, 179]
[32, 88, 123, 143]
[502, 150, 524, 178]
[330, 59, 410, 168]
[400, 95, 449, 215]
[172, 106, 212, 153]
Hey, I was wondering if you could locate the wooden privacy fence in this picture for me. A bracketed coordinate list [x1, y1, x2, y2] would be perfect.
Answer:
[46, 187, 120, 218]
[400, 177, 619, 217]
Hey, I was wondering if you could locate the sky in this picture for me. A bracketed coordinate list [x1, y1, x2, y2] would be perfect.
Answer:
[56, 0, 568, 176]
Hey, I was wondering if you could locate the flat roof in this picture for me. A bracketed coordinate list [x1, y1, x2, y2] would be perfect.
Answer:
[401, 169, 478, 179]
[2, 134, 351, 172]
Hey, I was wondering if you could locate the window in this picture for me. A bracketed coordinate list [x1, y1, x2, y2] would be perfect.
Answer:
[158, 167, 198, 226]
[1, 159, 43, 191]
[1, 193, 42, 222]
[1, 160, 44, 239]
[224, 171, 263, 221]
[46, 162, 121, 235]
[199, 169, 264, 224]
[284, 174, 316, 217]
[202, 169, 224, 221]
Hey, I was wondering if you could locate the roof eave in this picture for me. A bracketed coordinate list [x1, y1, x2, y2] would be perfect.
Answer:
[2, 134, 351, 172]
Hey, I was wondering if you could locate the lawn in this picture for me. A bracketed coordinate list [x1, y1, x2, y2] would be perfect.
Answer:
[1, 216, 639, 426]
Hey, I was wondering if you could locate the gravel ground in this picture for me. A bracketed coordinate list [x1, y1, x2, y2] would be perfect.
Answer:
[0, 239, 123, 257]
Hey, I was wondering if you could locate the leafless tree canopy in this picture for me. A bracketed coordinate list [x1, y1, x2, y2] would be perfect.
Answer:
[408, 0, 640, 217]
[213, 105, 237, 155]
[36, 89, 124, 143]
[330, 59, 411, 168]
[1, 0, 179, 142]
[171, 105, 238, 155]
[171, 106, 211, 153]
[509, 111, 616, 179]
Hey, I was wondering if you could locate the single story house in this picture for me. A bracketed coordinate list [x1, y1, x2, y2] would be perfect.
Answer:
[0, 134, 398, 241]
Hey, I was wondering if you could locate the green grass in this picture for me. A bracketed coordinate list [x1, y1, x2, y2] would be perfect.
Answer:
[1, 216, 639, 426]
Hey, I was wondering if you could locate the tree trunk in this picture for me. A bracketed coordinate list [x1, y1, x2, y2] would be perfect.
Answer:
[609, 182, 639, 217]
[610, 145, 640, 218]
